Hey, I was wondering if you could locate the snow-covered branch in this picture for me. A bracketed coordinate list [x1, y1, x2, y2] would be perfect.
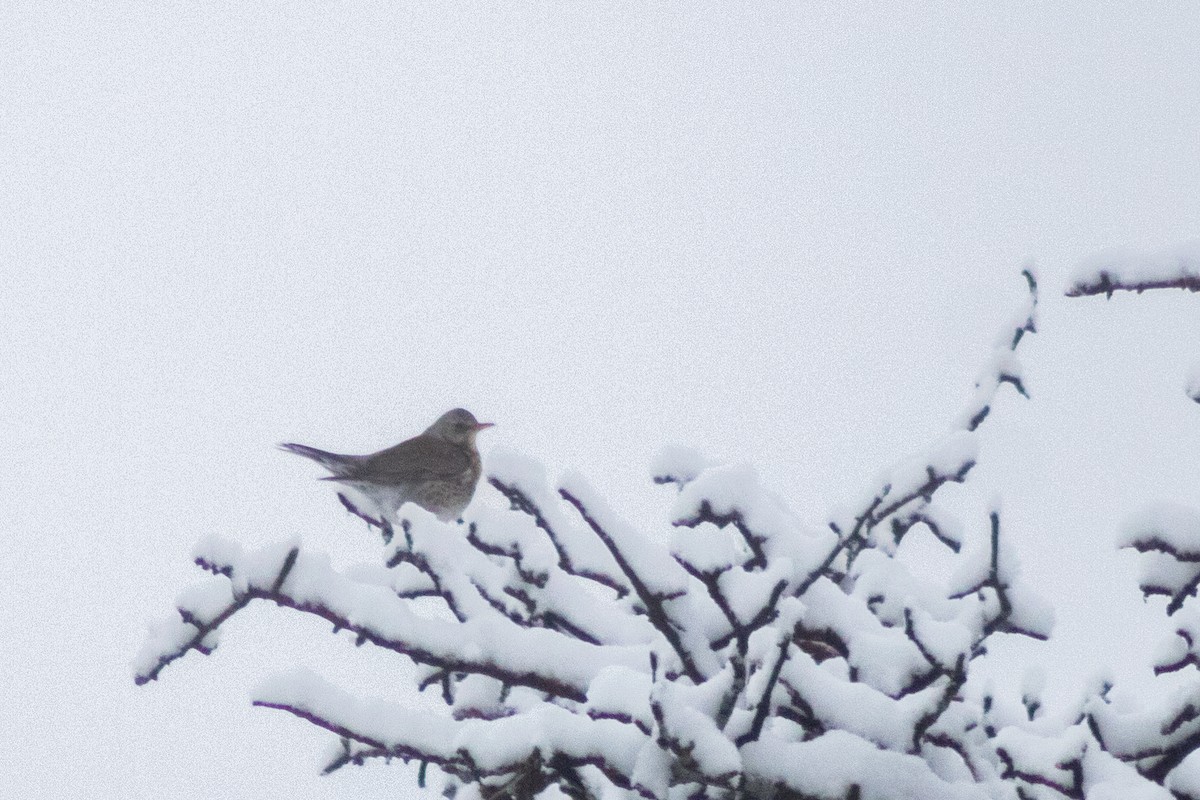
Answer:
[145, 267, 1200, 800]
[136, 534, 647, 702]
[1056, 241, 1200, 796]
[1068, 239, 1200, 411]
[254, 669, 647, 793]
[1118, 504, 1200, 617]
[1066, 240, 1200, 298]
[960, 266, 1037, 431]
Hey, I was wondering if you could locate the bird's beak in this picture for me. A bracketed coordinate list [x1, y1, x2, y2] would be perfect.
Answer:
[474, 422, 495, 431]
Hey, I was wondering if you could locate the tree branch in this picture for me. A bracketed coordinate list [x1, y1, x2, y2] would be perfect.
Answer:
[560, 488, 704, 684]
[1066, 272, 1200, 298]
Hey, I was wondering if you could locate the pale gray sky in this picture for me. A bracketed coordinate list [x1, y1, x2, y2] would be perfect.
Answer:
[3, 3, 1200, 797]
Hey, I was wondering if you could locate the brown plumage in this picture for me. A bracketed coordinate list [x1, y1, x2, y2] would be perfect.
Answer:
[280, 408, 493, 524]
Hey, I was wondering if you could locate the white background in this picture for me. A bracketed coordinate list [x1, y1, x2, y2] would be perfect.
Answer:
[4, 3, 1200, 797]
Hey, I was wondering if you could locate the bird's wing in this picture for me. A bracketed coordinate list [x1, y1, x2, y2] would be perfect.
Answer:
[354, 436, 471, 483]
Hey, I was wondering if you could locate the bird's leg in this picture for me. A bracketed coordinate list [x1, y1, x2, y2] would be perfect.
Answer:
[380, 518, 394, 545]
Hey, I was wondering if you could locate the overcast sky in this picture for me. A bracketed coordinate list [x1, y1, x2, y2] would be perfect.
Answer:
[4, 3, 1200, 798]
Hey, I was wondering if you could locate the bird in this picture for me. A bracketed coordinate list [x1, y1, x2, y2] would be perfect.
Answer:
[279, 408, 494, 534]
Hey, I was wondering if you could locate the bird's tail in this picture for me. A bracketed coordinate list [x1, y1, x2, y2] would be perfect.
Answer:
[278, 442, 356, 475]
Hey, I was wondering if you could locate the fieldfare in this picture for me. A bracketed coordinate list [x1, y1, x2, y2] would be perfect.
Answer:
[280, 408, 494, 533]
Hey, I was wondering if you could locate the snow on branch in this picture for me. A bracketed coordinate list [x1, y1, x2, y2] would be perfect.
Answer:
[811, 265, 1037, 581]
[741, 731, 987, 800]
[959, 265, 1038, 431]
[1087, 684, 1200, 787]
[487, 450, 633, 599]
[559, 474, 721, 684]
[1188, 364, 1200, 405]
[142, 267, 1186, 800]
[1067, 240, 1200, 298]
[1118, 503, 1200, 616]
[994, 726, 1086, 799]
[1062, 241, 1200, 796]
[1067, 240, 1200, 407]
[135, 533, 647, 701]
[134, 541, 299, 685]
[948, 511, 1053, 643]
[254, 668, 647, 791]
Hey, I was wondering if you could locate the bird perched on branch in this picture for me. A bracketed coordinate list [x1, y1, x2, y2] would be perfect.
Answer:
[280, 408, 494, 533]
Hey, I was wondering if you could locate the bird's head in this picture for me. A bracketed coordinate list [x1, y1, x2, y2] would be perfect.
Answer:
[427, 408, 494, 445]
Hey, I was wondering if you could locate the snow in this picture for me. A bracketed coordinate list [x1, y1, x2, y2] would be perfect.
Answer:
[194, 535, 302, 596]
[669, 524, 746, 574]
[719, 563, 794, 628]
[174, 578, 236, 626]
[1020, 665, 1046, 710]
[651, 681, 741, 779]
[630, 740, 672, 800]
[671, 665, 735, 721]
[1118, 502, 1200, 557]
[450, 674, 509, 720]
[670, 462, 823, 561]
[385, 506, 531, 621]
[1086, 682, 1200, 764]
[903, 503, 965, 551]
[846, 629, 930, 697]
[742, 731, 988, 800]
[671, 464, 763, 524]
[1188, 363, 1200, 404]
[1070, 239, 1200, 293]
[994, 725, 1086, 788]
[556, 472, 729, 679]
[456, 706, 646, 778]
[650, 445, 716, 487]
[1150, 629, 1190, 671]
[779, 656, 937, 751]
[1167, 750, 1200, 799]
[255, 668, 459, 757]
[1132, 551, 1199, 597]
[469, 505, 561, 580]
[1087, 780, 1174, 800]
[344, 561, 437, 598]
[174, 536, 652, 697]
[585, 666, 653, 731]
[835, 431, 978, 537]
[1004, 583, 1055, 640]
[995, 263, 1038, 347]
[850, 549, 954, 626]
[924, 433, 981, 486]
[255, 669, 648, 778]
[131, 615, 208, 682]
[486, 447, 628, 591]
[908, 608, 973, 668]
[1081, 746, 1175, 800]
